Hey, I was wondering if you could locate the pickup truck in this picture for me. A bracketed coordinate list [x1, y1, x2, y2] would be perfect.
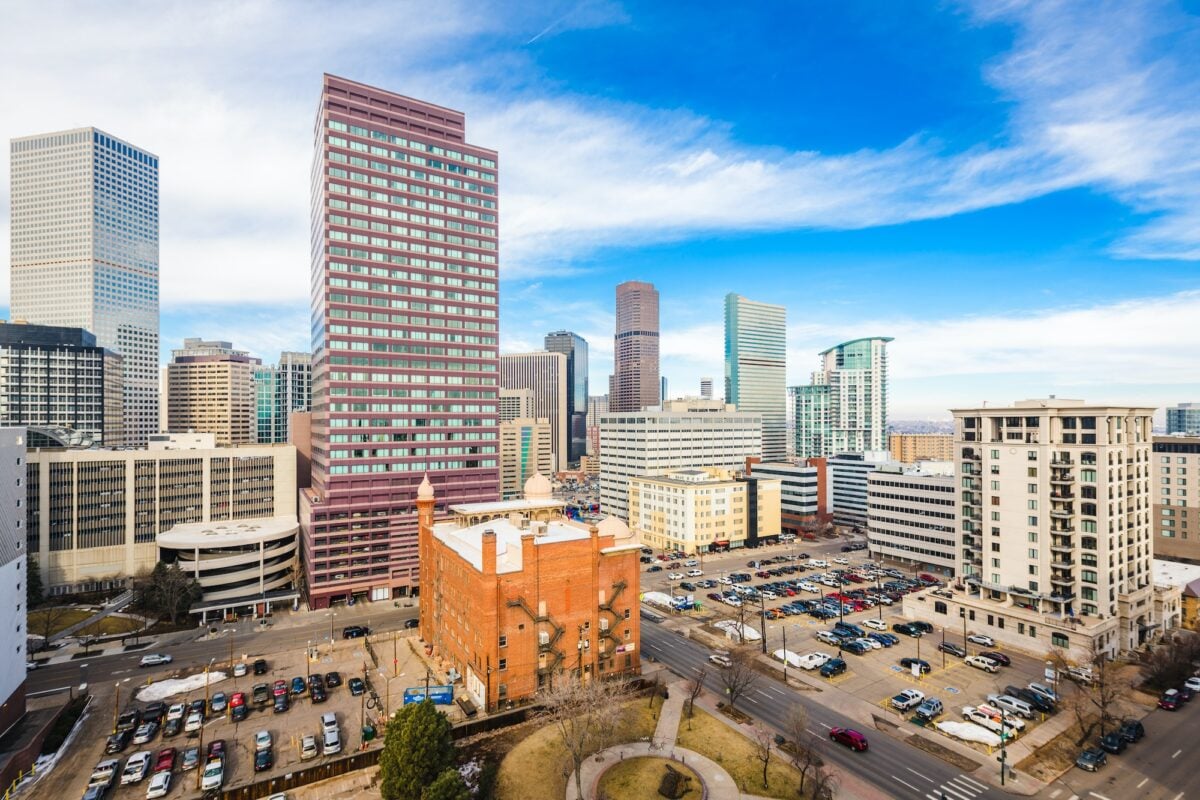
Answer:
[891, 689, 926, 711]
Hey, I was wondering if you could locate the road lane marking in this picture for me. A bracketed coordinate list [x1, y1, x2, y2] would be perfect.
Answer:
[1172, 749, 1182, 759]
[1088, 793, 1112, 800]
[818, 721, 831, 729]
[1049, 791, 1062, 799]
[1136, 779, 1148, 789]
[1173, 794, 1184, 800]
[936, 783, 975, 800]
[955, 774, 986, 791]
[905, 767, 935, 783]
[891, 776, 919, 792]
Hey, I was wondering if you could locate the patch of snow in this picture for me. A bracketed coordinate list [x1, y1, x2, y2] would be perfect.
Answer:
[14, 697, 93, 795]
[934, 720, 1001, 747]
[136, 671, 227, 702]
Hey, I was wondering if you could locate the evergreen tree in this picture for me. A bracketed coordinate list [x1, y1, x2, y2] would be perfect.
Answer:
[379, 700, 456, 800]
[26, 555, 44, 608]
[421, 768, 470, 800]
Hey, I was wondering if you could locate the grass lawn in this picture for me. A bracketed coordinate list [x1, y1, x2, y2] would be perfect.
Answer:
[675, 708, 803, 799]
[597, 757, 702, 800]
[28, 608, 143, 638]
[496, 697, 660, 800]
[78, 615, 143, 636]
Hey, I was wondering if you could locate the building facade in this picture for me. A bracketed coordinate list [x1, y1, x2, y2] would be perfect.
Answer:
[10, 128, 159, 445]
[418, 475, 641, 709]
[301, 75, 500, 608]
[749, 460, 828, 533]
[27, 443, 296, 594]
[0, 429, 27, 739]
[724, 294, 786, 462]
[699, 378, 713, 401]
[889, 433, 954, 464]
[544, 331, 588, 466]
[499, 419, 552, 499]
[586, 394, 608, 457]
[1153, 435, 1200, 564]
[629, 467, 781, 554]
[611, 281, 659, 413]
[867, 466, 956, 574]
[166, 339, 259, 445]
[500, 352, 567, 472]
[498, 388, 535, 423]
[255, 351, 312, 444]
[829, 451, 896, 529]
[0, 322, 124, 446]
[792, 337, 892, 459]
[1167, 404, 1200, 436]
[598, 400, 762, 521]
[902, 399, 1160, 661]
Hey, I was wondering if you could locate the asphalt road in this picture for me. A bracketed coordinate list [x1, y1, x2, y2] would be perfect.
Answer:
[642, 623, 1011, 800]
[27, 604, 420, 696]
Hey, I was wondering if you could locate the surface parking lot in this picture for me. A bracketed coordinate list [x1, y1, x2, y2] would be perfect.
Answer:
[81, 635, 396, 799]
[642, 539, 1061, 753]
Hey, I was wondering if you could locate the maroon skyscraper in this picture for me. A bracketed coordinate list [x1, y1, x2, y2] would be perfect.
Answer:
[611, 280, 660, 412]
[301, 75, 500, 608]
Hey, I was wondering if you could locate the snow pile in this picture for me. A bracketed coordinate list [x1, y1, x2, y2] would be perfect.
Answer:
[935, 720, 1001, 746]
[136, 671, 227, 702]
[713, 620, 761, 641]
[642, 591, 674, 608]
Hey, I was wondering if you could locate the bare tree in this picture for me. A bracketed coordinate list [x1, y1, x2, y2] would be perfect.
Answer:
[30, 604, 77, 650]
[541, 675, 631, 800]
[1049, 641, 1129, 742]
[752, 726, 773, 789]
[718, 648, 759, 715]
[685, 668, 706, 728]
[809, 764, 838, 800]
[784, 705, 824, 796]
[1141, 633, 1200, 691]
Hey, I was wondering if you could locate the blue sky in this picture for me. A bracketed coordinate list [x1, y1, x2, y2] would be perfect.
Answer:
[1, 1, 1198, 418]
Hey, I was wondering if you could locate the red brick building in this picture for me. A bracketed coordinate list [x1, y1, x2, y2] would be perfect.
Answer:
[418, 473, 641, 710]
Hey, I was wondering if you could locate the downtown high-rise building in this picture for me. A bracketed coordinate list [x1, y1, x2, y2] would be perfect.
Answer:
[500, 351, 567, 472]
[302, 75, 500, 607]
[9, 128, 159, 445]
[544, 331, 588, 465]
[611, 280, 660, 412]
[1167, 403, 1200, 436]
[699, 377, 713, 400]
[724, 293, 787, 461]
[165, 338, 259, 446]
[792, 337, 892, 458]
[254, 351, 313, 444]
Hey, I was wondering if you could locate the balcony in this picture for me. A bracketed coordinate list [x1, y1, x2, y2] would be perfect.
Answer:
[1050, 508, 1074, 519]
[1051, 558, 1075, 567]
[1050, 490, 1075, 500]
[963, 451, 981, 462]
[965, 478, 982, 491]
[1050, 574, 1074, 587]
[1051, 523, 1076, 534]
[1050, 542, 1074, 554]
[1050, 471, 1075, 485]
[1051, 457, 1075, 467]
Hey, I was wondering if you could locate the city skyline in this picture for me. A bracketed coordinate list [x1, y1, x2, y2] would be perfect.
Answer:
[2, 3, 1200, 419]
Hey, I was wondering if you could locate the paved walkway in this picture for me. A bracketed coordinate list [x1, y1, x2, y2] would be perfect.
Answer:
[568, 679, 753, 800]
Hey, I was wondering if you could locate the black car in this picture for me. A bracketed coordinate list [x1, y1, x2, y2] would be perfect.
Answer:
[1117, 719, 1145, 743]
[162, 717, 183, 738]
[230, 703, 248, 723]
[938, 642, 966, 658]
[1098, 733, 1127, 754]
[979, 651, 1011, 666]
[324, 672, 342, 688]
[311, 685, 328, 704]
[819, 658, 847, 678]
[647, 565, 663, 572]
[273, 695, 289, 714]
[1178, 685, 1196, 702]
[892, 623, 922, 637]
[910, 621, 934, 634]
[142, 702, 166, 725]
[188, 699, 207, 716]
[253, 659, 269, 675]
[1076, 748, 1107, 772]
[349, 677, 366, 696]
[309, 673, 326, 690]
[899, 658, 932, 674]
[116, 709, 141, 733]
[341, 626, 369, 639]
[1007, 687, 1054, 713]
[254, 749, 274, 772]
[404, 619, 419, 629]
[105, 729, 133, 754]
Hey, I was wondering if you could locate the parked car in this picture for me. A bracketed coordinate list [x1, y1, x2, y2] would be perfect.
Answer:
[1098, 732, 1127, 754]
[349, 678, 365, 696]
[341, 625, 370, 639]
[254, 748, 274, 772]
[300, 735, 319, 761]
[863, 619, 887, 631]
[210, 692, 228, 714]
[165, 704, 185, 722]
[290, 676, 307, 696]
[1075, 747, 1107, 772]
[1117, 719, 1145, 743]
[274, 694, 290, 714]
[142, 703, 166, 725]
[965, 633, 995, 647]
[979, 651, 1011, 666]
[891, 689, 926, 711]
[145, 770, 172, 799]
[986, 694, 1035, 719]
[207, 740, 226, 761]
[828, 727, 868, 751]
[184, 712, 203, 733]
[120, 751, 152, 785]
[325, 671, 342, 687]
[230, 692, 248, 722]
[180, 746, 200, 772]
[404, 618, 420, 629]
[233, 663, 248, 677]
[311, 685, 328, 703]
[253, 659, 269, 675]
[201, 758, 224, 791]
[915, 698, 944, 721]
[323, 727, 342, 756]
[139, 654, 173, 668]
[273, 680, 288, 697]
[1159, 690, 1181, 710]
[938, 642, 966, 658]
[1027, 682, 1059, 703]
[255, 730, 273, 751]
[162, 717, 182, 738]
[1005, 686, 1053, 713]
[132, 721, 159, 745]
[899, 657, 932, 674]
[253, 683, 271, 704]
[819, 658, 846, 678]
[965, 655, 998, 673]
[153, 748, 176, 773]
[116, 709, 141, 733]
[892, 623, 922, 637]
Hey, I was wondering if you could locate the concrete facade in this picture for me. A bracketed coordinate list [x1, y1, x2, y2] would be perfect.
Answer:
[1152, 435, 1200, 564]
[829, 450, 897, 528]
[499, 419, 552, 500]
[418, 476, 641, 709]
[0, 429, 27, 740]
[867, 467, 956, 574]
[748, 460, 828, 533]
[166, 338, 259, 445]
[889, 433, 954, 464]
[500, 352, 567, 472]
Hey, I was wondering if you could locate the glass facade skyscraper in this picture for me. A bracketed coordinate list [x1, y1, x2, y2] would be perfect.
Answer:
[544, 331, 588, 465]
[254, 351, 312, 444]
[792, 337, 892, 458]
[724, 294, 787, 461]
[1167, 403, 1200, 435]
[10, 128, 159, 445]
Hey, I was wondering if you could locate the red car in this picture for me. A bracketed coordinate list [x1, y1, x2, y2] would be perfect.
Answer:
[272, 680, 288, 698]
[830, 727, 869, 751]
[154, 747, 177, 773]
[1159, 690, 1181, 711]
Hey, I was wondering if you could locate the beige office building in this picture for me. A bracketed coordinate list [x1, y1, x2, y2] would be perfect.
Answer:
[1153, 435, 1200, 564]
[27, 441, 296, 594]
[628, 467, 781, 555]
[499, 418, 553, 500]
[499, 388, 535, 423]
[165, 338, 259, 445]
[500, 352, 567, 471]
[889, 433, 954, 464]
[902, 399, 1171, 661]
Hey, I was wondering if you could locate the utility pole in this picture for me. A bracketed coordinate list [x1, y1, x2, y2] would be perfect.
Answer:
[999, 705, 1009, 786]
[781, 625, 788, 685]
[962, 612, 968, 655]
[196, 658, 213, 791]
[229, 629, 235, 675]
[758, 593, 767, 654]
[392, 631, 398, 677]
[360, 662, 367, 750]
[112, 682, 120, 734]
[941, 628, 946, 670]
[306, 641, 311, 682]
[876, 573, 883, 621]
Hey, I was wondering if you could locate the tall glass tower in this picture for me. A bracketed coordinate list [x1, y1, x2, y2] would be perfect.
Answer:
[724, 294, 787, 461]
[792, 337, 892, 458]
[544, 331, 588, 465]
[10, 128, 160, 445]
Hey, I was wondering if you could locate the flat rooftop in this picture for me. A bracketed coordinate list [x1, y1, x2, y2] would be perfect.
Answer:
[158, 516, 299, 547]
[449, 497, 566, 514]
[433, 517, 592, 573]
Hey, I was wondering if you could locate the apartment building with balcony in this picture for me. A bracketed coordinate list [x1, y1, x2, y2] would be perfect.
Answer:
[902, 399, 1165, 661]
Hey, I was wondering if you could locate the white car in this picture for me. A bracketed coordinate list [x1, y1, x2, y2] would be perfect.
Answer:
[708, 653, 733, 668]
[1185, 676, 1200, 693]
[832, 557, 849, 565]
[165, 704, 185, 722]
[1067, 666, 1094, 684]
[139, 654, 172, 668]
[891, 689, 925, 711]
[120, 752, 152, 785]
[201, 759, 224, 791]
[854, 637, 882, 650]
[184, 711, 203, 733]
[255, 730, 273, 751]
[667, 572, 683, 580]
[146, 770, 172, 799]
[299, 735, 319, 761]
[863, 619, 887, 631]
[684, 559, 698, 567]
[724, 597, 742, 607]
[686, 569, 703, 577]
[965, 655, 998, 673]
[966, 634, 995, 647]
[322, 728, 342, 756]
[798, 582, 819, 593]
[233, 662, 248, 677]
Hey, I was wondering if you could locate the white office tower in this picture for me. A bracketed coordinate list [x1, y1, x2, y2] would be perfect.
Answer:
[10, 128, 159, 445]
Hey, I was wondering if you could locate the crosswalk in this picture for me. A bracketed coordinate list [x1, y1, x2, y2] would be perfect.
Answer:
[926, 772, 989, 800]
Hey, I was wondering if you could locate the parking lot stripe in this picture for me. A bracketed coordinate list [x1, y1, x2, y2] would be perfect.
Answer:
[1049, 790, 1062, 799]
[1172, 749, 1182, 759]
[905, 767, 935, 783]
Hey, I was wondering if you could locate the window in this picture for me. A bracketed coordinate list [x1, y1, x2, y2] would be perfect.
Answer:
[498, 634, 507, 648]
[498, 658, 507, 671]
[1051, 633, 1069, 648]
[935, 601, 948, 614]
